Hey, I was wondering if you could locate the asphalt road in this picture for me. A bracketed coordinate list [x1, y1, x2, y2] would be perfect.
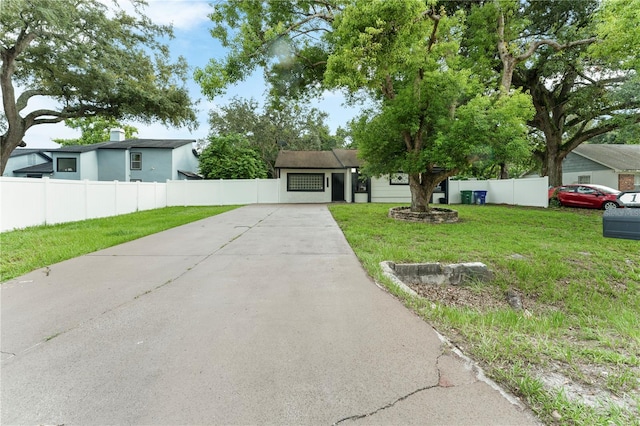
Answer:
[1, 204, 540, 425]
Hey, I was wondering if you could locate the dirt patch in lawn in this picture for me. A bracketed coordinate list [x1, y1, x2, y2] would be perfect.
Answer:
[407, 281, 511, 311]
[402, 279, 639, 418]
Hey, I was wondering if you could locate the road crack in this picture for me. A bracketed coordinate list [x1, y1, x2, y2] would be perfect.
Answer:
[332, 384, 438, 425]
[333, 352, 449, 424]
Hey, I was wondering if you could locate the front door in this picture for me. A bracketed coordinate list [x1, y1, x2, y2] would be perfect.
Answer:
[331, 173, 345, 202]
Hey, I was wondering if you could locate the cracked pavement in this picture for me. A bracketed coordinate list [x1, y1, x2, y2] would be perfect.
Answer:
[1, 204, 540, 425]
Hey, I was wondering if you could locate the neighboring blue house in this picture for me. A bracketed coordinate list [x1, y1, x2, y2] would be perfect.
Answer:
[4, 149, 54, 178]
[52, 141, 200, 182]
[7, 130, 201, 182]
[561, 144, 640, 191]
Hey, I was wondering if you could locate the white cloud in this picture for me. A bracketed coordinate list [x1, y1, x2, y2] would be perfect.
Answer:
[114, 0, 212, 30]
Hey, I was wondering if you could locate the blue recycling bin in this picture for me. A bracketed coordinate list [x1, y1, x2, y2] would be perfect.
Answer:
[473, 190, 488, 205]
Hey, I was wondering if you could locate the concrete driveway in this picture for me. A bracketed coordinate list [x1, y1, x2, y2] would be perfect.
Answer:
[1, 204, 539, 425]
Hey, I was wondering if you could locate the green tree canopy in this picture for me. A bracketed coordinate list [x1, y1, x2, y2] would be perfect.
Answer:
[198, 133, 268, 180]
[329, 1, 533, 211]
[197, 0, 535, 211]
[1, 0, 198, 174]
[463, 0, 640, 185]
[207, 97, 347, 177]
[53, 117, 138, 146]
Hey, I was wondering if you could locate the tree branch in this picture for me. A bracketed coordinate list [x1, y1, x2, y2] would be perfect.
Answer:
[425, 7, 441, 52]
[564, 119, 635, 151]
[381, 74, 395, 100]
[32, 116, 68, 126]
[16, 89, 45, 113]
[514, 37, 597, 62]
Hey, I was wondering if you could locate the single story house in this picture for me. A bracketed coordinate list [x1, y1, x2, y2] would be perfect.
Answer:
[274, 149, 447, 203]
[562, 144, 640, 190]
[4, 149, 53, 178]
[6, 130, 201, 182]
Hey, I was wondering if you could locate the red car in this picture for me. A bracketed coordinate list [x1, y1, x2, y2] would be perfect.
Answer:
[548, 184, 622, 210]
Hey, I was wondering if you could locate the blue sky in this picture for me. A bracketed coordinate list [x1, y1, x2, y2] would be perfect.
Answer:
[22, 0, 361, 148]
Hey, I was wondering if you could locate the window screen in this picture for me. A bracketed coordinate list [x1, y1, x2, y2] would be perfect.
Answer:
[287, 173, 324, 192]
[578, 175, 591, 184]
[131, 152, 142, 170]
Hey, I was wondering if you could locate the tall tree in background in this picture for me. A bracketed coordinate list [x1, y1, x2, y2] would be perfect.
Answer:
[207, 97, 346, 177]
[53, 117, 138, 146]
[198, 133, 268, 180]
[0, 0, 197, 174]
[464, 0, 640, 186]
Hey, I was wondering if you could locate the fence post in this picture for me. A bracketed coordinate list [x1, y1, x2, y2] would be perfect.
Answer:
[84, 179, 89, 221]
[43, 177, 50, 225]
[114, 180, 119, 215]
[136, 180, 140, 212]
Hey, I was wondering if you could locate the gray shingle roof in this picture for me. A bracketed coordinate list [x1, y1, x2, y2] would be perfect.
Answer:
[53, 139, 195, 153]
[573, 144, 640, 172]
[99, 139, 196, 149]
[275, 149, 362, 169]
[54, 142, 111, 152]
[9, 148, 52, 160]
[13, 162, 54, 174]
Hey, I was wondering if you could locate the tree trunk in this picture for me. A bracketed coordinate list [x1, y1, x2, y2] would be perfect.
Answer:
[499, 162, 509, 179]
[0, 124, 26, 176]
[543, 133, 565, 187]
[409, 172, 448, 212]
[409, 174, 431, 212]
[546, 152, 564, 187]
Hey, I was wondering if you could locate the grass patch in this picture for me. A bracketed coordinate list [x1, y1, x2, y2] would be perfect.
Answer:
[329, 203, 640, 425]
[0, 206, 238, 282]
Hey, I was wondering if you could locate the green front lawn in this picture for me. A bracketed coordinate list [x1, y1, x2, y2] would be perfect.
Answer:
[329, 203, 640, 426]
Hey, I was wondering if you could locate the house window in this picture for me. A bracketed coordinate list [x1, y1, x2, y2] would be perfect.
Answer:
[287, 173, 324, 192]
[578, 175, 591, 184]
[390, 173, 409, 185]
[635, 175, 640, 190]
[57, 157, 77, 172]
[130, 152, 142, 170]
[353, 171, 369, 193]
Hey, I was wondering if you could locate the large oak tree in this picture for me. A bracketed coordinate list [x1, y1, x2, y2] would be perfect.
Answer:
[0, 0, 197, 174]
[464, 0, 640, 186]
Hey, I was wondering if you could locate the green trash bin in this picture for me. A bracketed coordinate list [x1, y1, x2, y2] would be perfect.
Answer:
[461, 190, 473, 204]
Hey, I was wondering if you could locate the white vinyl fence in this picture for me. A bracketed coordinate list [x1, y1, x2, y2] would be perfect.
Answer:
[1, 176, 548, 232]
[448, 177, 549, 207]
[0, 177, 280, 232]
[167, 179, 279, 206]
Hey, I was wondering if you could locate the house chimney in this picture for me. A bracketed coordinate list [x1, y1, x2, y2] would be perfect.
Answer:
[110, 128, 125, 141]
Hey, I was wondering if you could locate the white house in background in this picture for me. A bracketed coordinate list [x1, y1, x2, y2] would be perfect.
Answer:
[274, 149, 447, 203]
[562, 144, 640, 191]
[4, 149, 53, 178]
